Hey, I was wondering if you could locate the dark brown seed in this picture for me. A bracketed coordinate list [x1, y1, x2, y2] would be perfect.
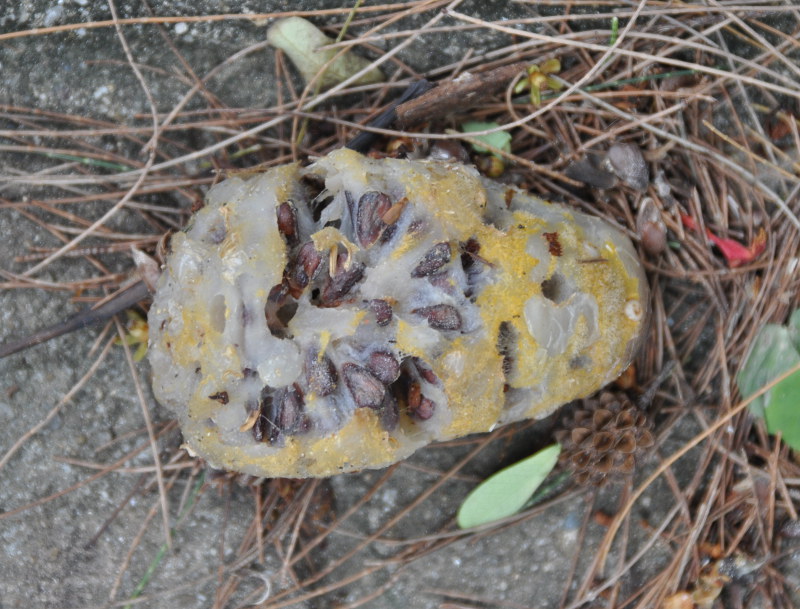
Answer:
[287, 242, 322, 296]
[305, 351, 338, 397]
[296, 414, 312, 435]
[407, 382, 435, 420]
[255, 384, 305, 444]
[252, 389, 272, 443]
[426, 271, 457, 294]
[299, 242, 322, 277]
[378, 223, 398, 244]
[208, 391, 229, 405]
[277, 201, 298, 243]
[407, 381, 421, 411]
[260, 386, 280, 443]
[265, 283, 291, 337]
[342, 363, 386, 409]
[378, 394, 399, 431]
[460, 238, 481, 270]
[367, 351, 401, 385]
[412, 304, 462, 331]
[408, 219, 426, 234]
[411, 357, 438, 385]
[320, 254, 365, 306]
[356, 191, 392, 247]
[248, 400, 263, 441]
[411, 242, 451, 277]
[369, 299, 393, 326]
[414, 397, 435, 420]
[276, 385, 304, 432]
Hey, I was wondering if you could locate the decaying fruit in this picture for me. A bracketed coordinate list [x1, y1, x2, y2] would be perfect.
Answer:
[148, 149, 648, 477]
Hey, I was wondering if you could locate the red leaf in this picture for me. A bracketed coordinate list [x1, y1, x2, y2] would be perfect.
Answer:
[680, 214, 766, 268]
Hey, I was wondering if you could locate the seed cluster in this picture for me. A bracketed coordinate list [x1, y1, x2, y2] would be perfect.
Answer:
[241, 187, 486, 448]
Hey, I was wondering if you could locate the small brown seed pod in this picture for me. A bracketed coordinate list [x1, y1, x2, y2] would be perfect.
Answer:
[636, 197, 667, 256]
[555, 392, 655, 486]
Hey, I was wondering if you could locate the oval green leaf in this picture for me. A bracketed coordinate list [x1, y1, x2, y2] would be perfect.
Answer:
[737, 307, 800, 450]
[737, 324, 800, 420]
[765, 367, 800, 451]
[461, 121, 512, 158]
[457, 444, 561, 529]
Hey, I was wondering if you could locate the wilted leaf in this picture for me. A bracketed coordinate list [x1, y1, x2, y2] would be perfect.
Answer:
[457, 444, 560, 529]
[461, 121, 512, 158]
[681, 214, 766, 267]
[267, 17, 383, 90]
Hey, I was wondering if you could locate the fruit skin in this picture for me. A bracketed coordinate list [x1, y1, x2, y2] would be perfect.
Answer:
[148, 149, 648, 478]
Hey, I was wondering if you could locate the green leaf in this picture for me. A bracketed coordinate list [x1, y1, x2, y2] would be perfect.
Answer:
[789, 307, 800, 350]
[737, 308, 800, 450]
[267, 17, 383, 90]
[609, 16, 620, 46]
[765, 369, 800, 450]
[539, 58, 561, 74]
[457, 444, 561, 529]
[529, 86, 541, 107]
[737, 324, 800, 419]
[461, 121, 512, 158]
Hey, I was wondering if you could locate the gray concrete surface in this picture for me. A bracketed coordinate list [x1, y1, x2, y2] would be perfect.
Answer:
[1, 2, 795, 609]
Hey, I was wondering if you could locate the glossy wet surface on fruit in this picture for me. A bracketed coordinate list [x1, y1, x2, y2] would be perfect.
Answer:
[148, 149, 647, 477]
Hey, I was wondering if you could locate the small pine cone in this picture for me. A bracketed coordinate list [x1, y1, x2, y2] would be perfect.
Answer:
[555, 392, 655, 486]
